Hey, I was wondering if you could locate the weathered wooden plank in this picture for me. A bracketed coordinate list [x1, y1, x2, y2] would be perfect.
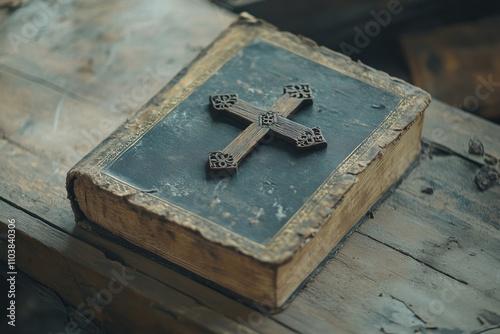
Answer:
[272, 301, 353, 334]
[359, 153, 500, 297]
[422, 100, 500, 164]
[0, 69, 124, 166]
[285, 232, 500, 333]
[0, 0, 234, 166]
[401, 151, 499, 230]
[0, 200, 262, 334]
[0, 138, 76, 232]
[0, 138, 296, 333]
[2, 98, 500, 332]
[0, 0, 234, 111]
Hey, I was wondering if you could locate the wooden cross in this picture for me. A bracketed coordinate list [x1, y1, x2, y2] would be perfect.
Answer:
[208, 84, 327, 173]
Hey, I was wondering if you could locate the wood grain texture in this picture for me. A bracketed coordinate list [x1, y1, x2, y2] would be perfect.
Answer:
[222, 122, 270, 163]
[0, 138, 297, 333]
[1, 96, 499, 333]
[422, 99, 500, 164]
[283, 231, 500, 333]
[360, 155, 500, 294]
[0, 200, 261, 334]
[1, 0, 499, 332]
[0, 0, 235, 165]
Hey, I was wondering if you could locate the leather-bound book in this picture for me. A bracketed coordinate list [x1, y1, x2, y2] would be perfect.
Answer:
[67, 13, 430, 308]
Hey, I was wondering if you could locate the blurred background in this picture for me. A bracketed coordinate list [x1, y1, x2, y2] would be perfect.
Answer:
[0, 0, 499, 333]
[211, 0, 500, 123]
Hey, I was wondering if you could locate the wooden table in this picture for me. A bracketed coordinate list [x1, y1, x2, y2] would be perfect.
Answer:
[1, 1, 499, 333]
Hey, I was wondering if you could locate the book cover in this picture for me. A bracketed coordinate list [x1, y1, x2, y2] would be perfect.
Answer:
[67, 14, 430, 307]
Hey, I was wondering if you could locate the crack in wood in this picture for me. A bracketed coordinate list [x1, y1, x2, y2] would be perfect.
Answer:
[357, 231, 470, 286]
[389, 294, 427, 325]
[473, 325, 500, 334]
[0, 63, 95, 104]
[60, 256, 90, 328]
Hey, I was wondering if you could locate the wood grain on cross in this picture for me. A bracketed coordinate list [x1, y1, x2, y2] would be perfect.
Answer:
[208, 84, 327, 173]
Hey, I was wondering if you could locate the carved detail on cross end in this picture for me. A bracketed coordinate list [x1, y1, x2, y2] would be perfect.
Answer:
[208, 151, 238, 173]
[296, 127, 327, 149]
[284, 84, 313, 104]
[210, 94, 239, 111]
[259, 111, 277, 126]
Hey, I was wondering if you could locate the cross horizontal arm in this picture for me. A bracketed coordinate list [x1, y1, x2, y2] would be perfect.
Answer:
[267, 93, 310, 118]
[270, 116, 327, 149]
[210, 94, 262, 124]
[228, 100, 263, 123]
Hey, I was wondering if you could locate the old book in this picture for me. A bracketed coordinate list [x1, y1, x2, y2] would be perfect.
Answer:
[67, 13, 430, 308]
